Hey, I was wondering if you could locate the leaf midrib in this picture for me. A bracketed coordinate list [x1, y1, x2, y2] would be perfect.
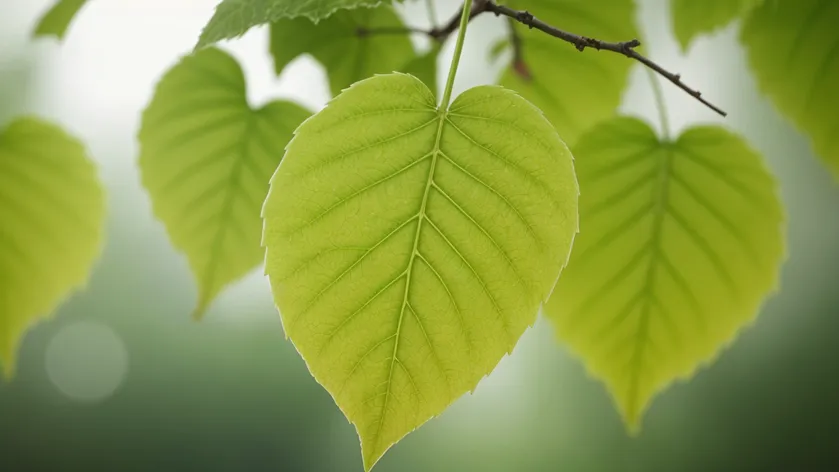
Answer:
[373, 107, 447, 451]
[626, 144, 673, 422]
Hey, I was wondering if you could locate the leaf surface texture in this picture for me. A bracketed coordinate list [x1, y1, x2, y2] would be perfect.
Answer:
[545, 117, 785, 430]
[198, 0, 400, 49]
[262, 73, 578, 469]
[139, 48, 310, 318]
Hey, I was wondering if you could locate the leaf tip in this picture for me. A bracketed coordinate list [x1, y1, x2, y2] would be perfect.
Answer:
[191, 300, 210, 321]
[361, 442, 385, 472]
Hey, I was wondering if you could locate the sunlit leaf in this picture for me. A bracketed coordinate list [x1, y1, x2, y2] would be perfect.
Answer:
[197, 0, 401, 49]
[0, 117, 106, 378]
[262, 73, 578, 470]
[741, 0, 839, 180]
[671, 0, 757, 51]
[139, 48, 311, 319]
[544, 117, 785, 430]
[32, 0, 88, 40]
[269, 7, 415, 96]
[500, 0, 639, 144]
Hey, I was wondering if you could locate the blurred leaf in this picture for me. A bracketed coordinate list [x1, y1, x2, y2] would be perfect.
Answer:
[0, 117, 106, 378]
[262, 73, 578, 470]
[399, 44, 440, 94]
[741, 0, 839, 180]
[197, 0, 402, 49]
[33, 0, 88, 40]
[488, 37, 511, 63]
[138, 48, 311, 319]
[269, 7, 414, 97]
[499, 0, 638, 145]
[671, 0, 757, 51]
[545, 117, 785, 431]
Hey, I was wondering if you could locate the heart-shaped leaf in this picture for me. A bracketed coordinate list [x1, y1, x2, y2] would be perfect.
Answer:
[139, 48, 311, 319]
[0, 117, 106, 377]
[545, 117, 785, 430]
[262, 73, 578, 469]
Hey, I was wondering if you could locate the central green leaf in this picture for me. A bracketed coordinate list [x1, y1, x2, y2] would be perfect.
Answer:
[262, 73, 578, 470]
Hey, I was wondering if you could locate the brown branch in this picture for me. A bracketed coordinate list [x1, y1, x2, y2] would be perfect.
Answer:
[482, 1, 726, 116]
[359, 0, 726, 116]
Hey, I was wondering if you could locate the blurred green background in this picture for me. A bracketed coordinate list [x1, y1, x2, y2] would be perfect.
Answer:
[1, 1, 838, 471]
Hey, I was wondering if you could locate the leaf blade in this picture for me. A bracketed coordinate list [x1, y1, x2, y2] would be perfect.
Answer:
[671, 0, 757, 51]
[741, 0, 839, 180]
[138, 48, 311, 319]
[270, 7, 416, 96]
[0, 117, 106, 377]
[544, 117, 785, 429]
[262, 73, 578, 469]
[197, 0, 400, 49]
[33, 0, 88, 40]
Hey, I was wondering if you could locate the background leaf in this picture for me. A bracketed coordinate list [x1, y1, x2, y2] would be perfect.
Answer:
[400, 44, 440, 95]
[32, 0, 88, 40]
[262, 73, 578, 470]
[741, 0, 839, 180]
[0, 117, 106, 377]
[139, 48, 311, 319]
[269, 7, 416, 96]
[500, 0, 639, 145]
[671, 0, 757, 51]
[544, 117, 785, 430]
[198, 0, 401, 49]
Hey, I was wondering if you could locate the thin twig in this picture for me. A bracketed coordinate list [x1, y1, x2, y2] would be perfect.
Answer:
[482, 1, 727, 116]
[359, 0, 726, 116]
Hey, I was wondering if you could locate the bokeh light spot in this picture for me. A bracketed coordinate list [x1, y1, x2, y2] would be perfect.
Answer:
[45, 321, 129, 403]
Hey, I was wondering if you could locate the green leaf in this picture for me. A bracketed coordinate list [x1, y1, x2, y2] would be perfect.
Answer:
[499, 0, 639, 144]
[197, 0, 401, 49]
[0, 117, 106, 378]
[488, 38, 511, 63]
[741, 0, 839, 180]
[671, 0, 757, 51]
[139, 48, 311, 319]
[269, 7, 415, 96]
[262, 73, 578, 470]
[33, 0, 88, 40]
[544, 117, 785, 430]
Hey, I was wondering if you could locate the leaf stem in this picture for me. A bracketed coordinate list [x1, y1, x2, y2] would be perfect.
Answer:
[440, 0, 473, 110]
[647, 68, 671, 141]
